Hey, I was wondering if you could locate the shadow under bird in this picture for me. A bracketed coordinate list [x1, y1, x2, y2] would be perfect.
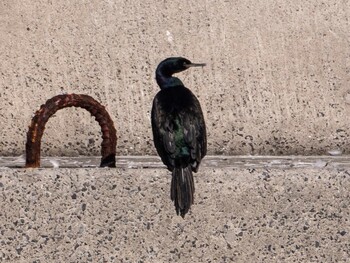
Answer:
[151, 57, 207, 218]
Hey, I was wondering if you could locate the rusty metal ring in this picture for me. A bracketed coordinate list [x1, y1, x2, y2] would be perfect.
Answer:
[25, 94, 117, 168]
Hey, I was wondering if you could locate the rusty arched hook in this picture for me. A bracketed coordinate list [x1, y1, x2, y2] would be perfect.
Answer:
[25, 94, 117, 168]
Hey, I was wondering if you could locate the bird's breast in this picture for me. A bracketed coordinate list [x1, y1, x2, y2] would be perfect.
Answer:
[157, 86, 194, 113]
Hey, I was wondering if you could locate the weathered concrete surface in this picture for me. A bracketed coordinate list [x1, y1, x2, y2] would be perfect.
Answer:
[0, 0, 350, 156]
[1, 166, 350, 262]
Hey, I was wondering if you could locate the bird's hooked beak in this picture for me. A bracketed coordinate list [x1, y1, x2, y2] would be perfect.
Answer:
[185, 62, 206, 68]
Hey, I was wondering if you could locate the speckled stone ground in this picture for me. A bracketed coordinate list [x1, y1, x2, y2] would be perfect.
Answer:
[1, 166, 349, 262]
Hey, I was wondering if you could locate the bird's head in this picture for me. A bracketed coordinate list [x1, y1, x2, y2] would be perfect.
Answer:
[156, 57, 206, 76]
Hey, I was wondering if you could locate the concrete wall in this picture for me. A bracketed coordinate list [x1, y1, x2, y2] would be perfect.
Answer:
[1, 0, 350, 156]
[1, 167, 350, 262]
[2, 3, 350, 262]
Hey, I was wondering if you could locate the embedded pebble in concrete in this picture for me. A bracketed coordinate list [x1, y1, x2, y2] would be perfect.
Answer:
[345, 92, 350, 105]
[1, 167, 349, 262]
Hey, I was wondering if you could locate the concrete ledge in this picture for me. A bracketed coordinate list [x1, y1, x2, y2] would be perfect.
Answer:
[1, 159, 350, 262]
[2, 155, 350, 169]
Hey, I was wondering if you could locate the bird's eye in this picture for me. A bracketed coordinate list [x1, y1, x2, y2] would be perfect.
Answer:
[183, 62, 187, 66]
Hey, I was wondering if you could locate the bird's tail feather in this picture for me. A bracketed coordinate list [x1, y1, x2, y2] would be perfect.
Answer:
[171, 166, 195, 218]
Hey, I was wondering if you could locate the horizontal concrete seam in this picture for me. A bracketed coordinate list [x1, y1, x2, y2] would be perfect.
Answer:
[1, 155, 350, 169]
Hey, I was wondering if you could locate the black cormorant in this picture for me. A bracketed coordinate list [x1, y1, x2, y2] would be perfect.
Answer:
[151, 57, 207, 218]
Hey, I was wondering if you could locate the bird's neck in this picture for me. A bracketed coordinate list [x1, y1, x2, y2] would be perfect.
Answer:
[156, 67, 184, 89]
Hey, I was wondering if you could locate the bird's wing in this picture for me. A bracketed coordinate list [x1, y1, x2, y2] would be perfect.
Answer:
[151, 95, 176, 170]
[181, 95, 207, 172]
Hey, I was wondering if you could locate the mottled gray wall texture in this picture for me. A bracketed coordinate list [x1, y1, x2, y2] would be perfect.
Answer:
[0, 0, 349, 156]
